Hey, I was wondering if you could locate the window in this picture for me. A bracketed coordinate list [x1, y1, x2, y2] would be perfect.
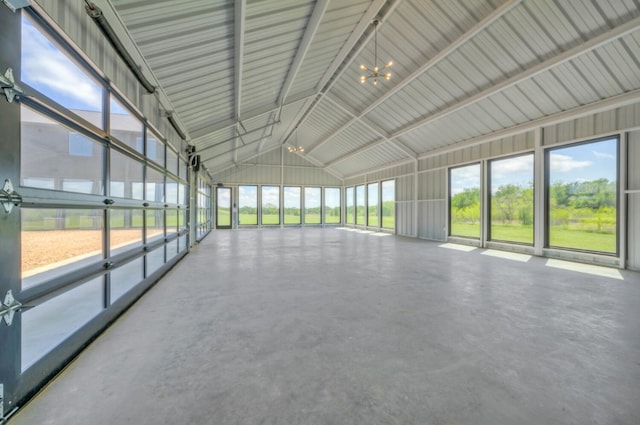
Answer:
[21, 106, 103, 195]
[381, 180, 395, 229]
[367, 183, 379, 227]
[21, 16, 104, 129]
[304, 187, 321, 224]
[284, 187, 301, 225]
[21, 208, 103, 290]
[239, 186, 258, 225]
[355, 185, 365, 225]
[261, 186, 280, 225]
[146, 167, 165, 203]
[547, 138, 617, 254]
[450, 163, 481, 238]
[69, 133, 93, 157]
[111, 149, 143, 199]
[346, 187, 355, 224]
[489, 154, 534, 244]
[324, 187, 341, 224]
[110, 97, 143, 152]
[217, 187, 232, 227]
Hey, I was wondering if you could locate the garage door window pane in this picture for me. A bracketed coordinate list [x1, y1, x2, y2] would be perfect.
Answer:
[22, 106, 103, 195]
[22, 208, 103, 290]
[21, 16, 103, 129]
[22, 277, 104, 371]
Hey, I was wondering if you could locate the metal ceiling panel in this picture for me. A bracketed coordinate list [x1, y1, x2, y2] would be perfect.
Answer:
[300, 99, 352, 149]
[287, 0, 372, 97]
[330, 141, 408, 177]
[312, 120, 380, 165]
[241, 1, 314, 114]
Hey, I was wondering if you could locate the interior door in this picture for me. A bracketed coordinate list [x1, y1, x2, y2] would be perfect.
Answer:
[216, 186, 232, 229]
[0, 5, 23, 420]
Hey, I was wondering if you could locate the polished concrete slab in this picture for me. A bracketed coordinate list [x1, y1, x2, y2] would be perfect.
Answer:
[11, 228, 640, 425]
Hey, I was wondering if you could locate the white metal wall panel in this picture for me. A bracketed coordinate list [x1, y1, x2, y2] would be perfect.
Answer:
[283, 167, 343, 186]
[418, 169, 446, 200]
[543, 102, 640, 146]
[365, 162, 414, 182]
[628, 130, 640, 270]
[418, 200, 446, 241]
[396, 201, 415, 237]
[344, 176, 365, 186]
[396, 175, 413, 202]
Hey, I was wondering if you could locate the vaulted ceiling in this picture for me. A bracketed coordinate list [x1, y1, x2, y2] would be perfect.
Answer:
[106, 0, 640, 179]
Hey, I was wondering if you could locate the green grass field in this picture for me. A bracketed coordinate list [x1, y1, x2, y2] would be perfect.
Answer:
[549, 226, 616, 253]
[451, 221, 615, 252]
[490, 224, 533, 244]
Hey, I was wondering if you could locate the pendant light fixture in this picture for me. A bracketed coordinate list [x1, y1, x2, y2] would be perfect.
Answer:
[360, 19, 392, 86]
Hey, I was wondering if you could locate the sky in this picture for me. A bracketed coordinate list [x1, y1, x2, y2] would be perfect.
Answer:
[22, 16, 131, 116]
[22, 16, 102, 112]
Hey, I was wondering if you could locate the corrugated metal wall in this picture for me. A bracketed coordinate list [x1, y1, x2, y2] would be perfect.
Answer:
[628, 130, 640, 270]
[396, 174, 414, 237]
[543, 103, 640, 146]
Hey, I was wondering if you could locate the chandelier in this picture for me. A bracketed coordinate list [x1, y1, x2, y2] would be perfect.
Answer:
[360, 19, 392, 86]
[287, 146, 304, 153]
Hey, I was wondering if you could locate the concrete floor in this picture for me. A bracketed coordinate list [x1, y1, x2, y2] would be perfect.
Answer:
[11, 228, 640, 425]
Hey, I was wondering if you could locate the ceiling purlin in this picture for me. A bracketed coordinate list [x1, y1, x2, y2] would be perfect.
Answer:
[388, 15, 640, 142]
[305, 0, 522, 158]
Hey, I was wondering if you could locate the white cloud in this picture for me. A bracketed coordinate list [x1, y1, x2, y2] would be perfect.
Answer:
[592, 150, 615, 160]
[549, 153, 592, 172]
[491, 155, 533, 180]
[22, 19, 102, 111]
[450, 164, 480, 194]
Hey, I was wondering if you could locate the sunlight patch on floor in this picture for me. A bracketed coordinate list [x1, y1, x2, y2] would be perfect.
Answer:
[438, 243, 477, 252]
[546, 259, 623, 280]
[481, 249, 531, 262]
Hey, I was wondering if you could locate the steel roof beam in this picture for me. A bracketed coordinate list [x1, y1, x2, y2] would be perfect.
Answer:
[277, 0, 329, 108]
[233, 0, 246, 165]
